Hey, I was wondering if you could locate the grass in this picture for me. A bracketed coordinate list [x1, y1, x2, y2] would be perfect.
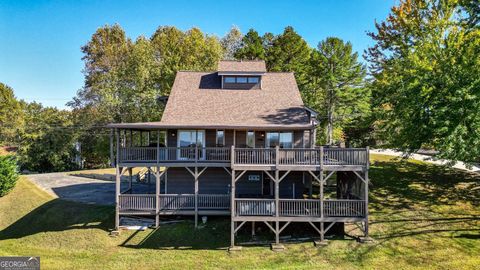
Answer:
[0, 154, 479, 269]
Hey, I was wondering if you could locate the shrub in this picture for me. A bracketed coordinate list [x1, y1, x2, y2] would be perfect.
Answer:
[0, 155, 19, 196]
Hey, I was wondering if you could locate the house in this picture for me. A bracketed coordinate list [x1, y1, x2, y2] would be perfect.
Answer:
[107, 60, 370, 249]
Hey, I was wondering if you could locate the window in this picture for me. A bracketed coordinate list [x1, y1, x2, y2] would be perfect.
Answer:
[266, 132, 293, 148]
[266, 132, 279, 148]
[236, 77, 248, 83]
[178, 130, 204, 147]
[178, 130, 205, 160]
[246, 131, 255, 148]
[279, 132, 293, 148]
[216, 130, 225, 146]
[224, 77, 235, 83]
[248, 77, 259, 83]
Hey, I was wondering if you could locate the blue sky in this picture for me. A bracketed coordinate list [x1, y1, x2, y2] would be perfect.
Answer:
[0, 0, 394, 109]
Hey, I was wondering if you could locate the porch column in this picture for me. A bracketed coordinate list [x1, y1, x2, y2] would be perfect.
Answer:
[128, 168, 133, 193]
[155, 166, 161, 228]
[230, 169, 236, 247]
[114, 129, 121, 230]
[364, 147, 370, 238]
[274, 169, 280, 245]
[194, 167, 199, 228]
[320, 170, 324, 241]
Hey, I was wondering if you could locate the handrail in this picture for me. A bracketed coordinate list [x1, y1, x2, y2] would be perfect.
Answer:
[118, 146, 369, 167]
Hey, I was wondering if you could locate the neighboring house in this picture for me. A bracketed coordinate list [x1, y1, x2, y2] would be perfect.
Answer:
[107, 60, 370, 249]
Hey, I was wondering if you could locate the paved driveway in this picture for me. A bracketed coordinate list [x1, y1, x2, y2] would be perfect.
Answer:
[27, 172, 155, 205]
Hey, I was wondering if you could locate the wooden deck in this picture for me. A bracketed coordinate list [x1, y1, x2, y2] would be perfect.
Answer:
[117, 146, 368, 170]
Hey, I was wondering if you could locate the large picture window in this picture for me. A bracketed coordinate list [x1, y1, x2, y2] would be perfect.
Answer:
[266, 132, 293, 148]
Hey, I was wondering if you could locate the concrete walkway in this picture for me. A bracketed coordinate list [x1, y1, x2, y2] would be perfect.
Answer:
[371, 149, 480, 173]
[27, 172, 155, 205]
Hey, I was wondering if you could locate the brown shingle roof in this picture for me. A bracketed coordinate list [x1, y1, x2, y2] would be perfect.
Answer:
[218, 60, 266, 73]
[157, 71, 311, 128]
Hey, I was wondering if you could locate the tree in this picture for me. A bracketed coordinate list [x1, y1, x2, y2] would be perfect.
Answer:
[234, 29, 265, 60]
[150, 26, 223, 96]
[18, 102, 78, 172]
[267, 26, 311, 87]
[305, 37, 367, 145]
[221, 26, 243, 60]
[366, 0, 480, 162]
[0, 83, 24, 145]
[0, 155, 18, 197]
[69, 24, 132, 123]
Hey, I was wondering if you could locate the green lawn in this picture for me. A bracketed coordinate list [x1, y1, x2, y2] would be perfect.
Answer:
[0, 154, 479, 269]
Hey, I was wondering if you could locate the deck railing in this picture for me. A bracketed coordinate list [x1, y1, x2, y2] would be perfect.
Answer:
[323, 199, 365, 217]
[234, 148, 276, 165]
[158, 194, 231, 211]
[278, 199, 321, 216]
[119, 195, 365, 218]
[118, 146, 368, 167]
[278, 149, 321, 165]
[323, 148, 368, 166]
[118, 194, 156, 211]
[159, 194, 195, 210]
[235, 199, 276, 216]
[197, 194, 231, 209]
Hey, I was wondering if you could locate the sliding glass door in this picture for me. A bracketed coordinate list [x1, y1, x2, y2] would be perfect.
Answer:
[177, 130, 205, 160]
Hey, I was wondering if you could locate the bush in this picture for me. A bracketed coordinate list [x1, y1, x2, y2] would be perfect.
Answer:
[0, 155, 19, 196]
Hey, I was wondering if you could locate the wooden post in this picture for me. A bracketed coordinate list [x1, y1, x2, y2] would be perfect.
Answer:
[128, 168, 133, 193]
[364, 169, 369, 237]
[110, 129, 114, 167]
[320, 146, 324, 169]
[155, 166, 160, 228]
[320, 170, 324, 241]
[230, 145, 235, 168]
[275, 146, 279, 168]
[230, 169, 236, 247]
[114, 129, 121, 231]
[194, 167, 198, 228]
[364, 146, 370, 237]
[157, 130, 160, 163]
[275, 169, 280, 244]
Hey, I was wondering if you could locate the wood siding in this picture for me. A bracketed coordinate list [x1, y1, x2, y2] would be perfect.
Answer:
[165, 168, 306, 198]
[165, 129, 309, 148]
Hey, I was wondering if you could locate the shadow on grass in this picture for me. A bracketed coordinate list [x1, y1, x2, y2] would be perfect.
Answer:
[119, 218, 349, 250]
[343, 158, 480, 263]
[369, 159, 480, 210]
[0, 199, 113, 240]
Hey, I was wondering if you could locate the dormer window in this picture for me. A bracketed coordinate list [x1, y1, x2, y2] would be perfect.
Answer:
[222, 76, 261, 90]
[224, 77, 236, 83]
[248, 77, 259, 84]
[236, 77, 248, 83]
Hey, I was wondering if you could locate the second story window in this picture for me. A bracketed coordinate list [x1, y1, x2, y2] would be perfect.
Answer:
[216, 130, 225, 146]
[224, 77, 236, 83]
[236, 77, 248, 83]
[266, 132, 293, 148]
[248, 77, 259, 83]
